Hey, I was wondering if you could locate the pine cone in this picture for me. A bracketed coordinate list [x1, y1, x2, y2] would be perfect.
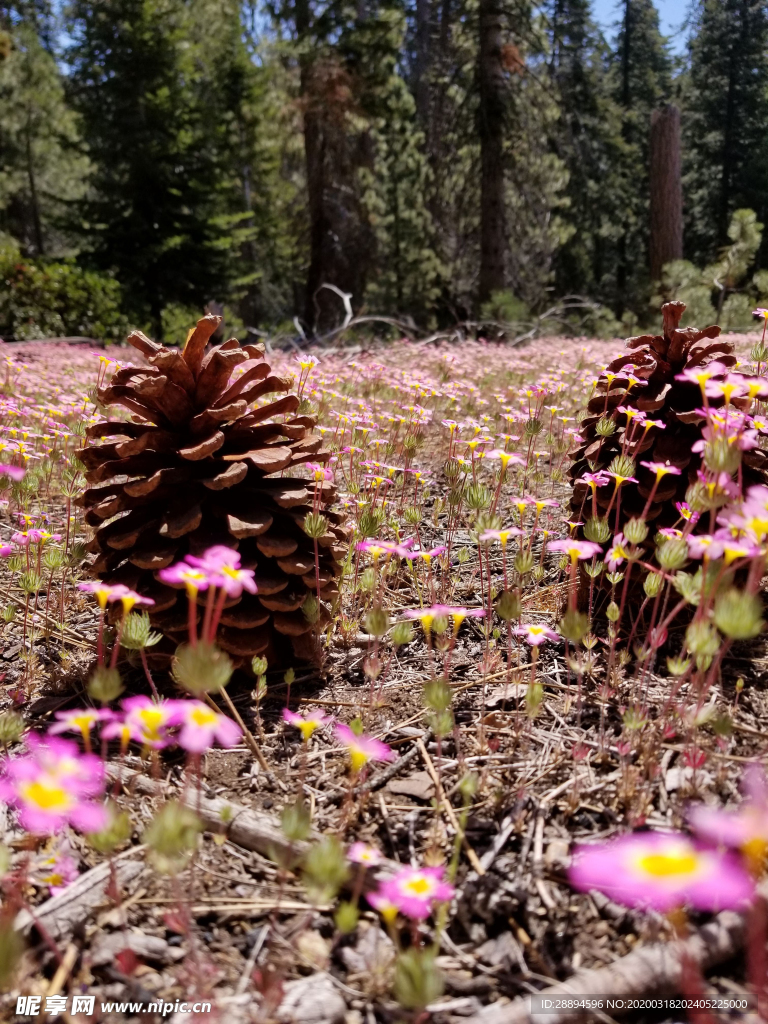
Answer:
[77, 315, 348, 665]
[568, 300, 768, 606]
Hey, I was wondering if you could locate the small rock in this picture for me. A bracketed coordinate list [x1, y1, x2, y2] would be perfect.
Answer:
[485, 684, 527, 707]
[296, 930, 331, 970]
[90, 931, 184, 967]
[665, 766, 714, 792]
[387, 771, 435, 801]
[3, 645, 21, 661]
[277, 973, 346, 1024]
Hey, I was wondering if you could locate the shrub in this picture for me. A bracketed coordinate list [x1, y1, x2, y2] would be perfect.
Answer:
[0, 236, 129, 342]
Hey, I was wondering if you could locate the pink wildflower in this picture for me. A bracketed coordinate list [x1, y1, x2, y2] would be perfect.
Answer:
[335, 723, 395, 773]
[515, 622, 559, 646]
[187, 546, 257, 598]
[348, 842, 383, 866]
[569, 832, 754, 912]
[283, 707, 330, 742]
[378, 864, 455, 920]
[0, 464, 25, 481]
[548, 538, 603, 561]
[176, 700, 242, 753]
[119, 695, 183, 750]
[158, 560, 211, 594]
[0, 738, 107, 834]
[688, 764, 768, 871]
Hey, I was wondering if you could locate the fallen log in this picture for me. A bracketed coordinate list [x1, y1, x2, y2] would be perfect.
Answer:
[458, 894, 758, 1024]
[14, 846, 145, 941]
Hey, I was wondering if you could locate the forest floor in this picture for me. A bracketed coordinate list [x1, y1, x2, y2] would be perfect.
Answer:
[0, 331, 766, 1024]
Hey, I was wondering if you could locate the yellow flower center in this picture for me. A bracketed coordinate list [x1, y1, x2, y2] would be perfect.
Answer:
[20, 779, 71, 812]
[638, 850, 699, 878]
[191, 707, 217, 727]
[405, 876, 432, 896]
[137, 708, 165, 738]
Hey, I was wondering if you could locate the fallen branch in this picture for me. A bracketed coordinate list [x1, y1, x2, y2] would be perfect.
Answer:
[14, 846, 145, 941]
[458, 894, 758, 1024]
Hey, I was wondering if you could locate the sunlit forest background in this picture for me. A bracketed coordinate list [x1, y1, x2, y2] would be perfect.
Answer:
[1, 0, 768, 342]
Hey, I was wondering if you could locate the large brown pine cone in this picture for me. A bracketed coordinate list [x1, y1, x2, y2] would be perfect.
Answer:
[77, 314, 348, 665]
[568, 300, 768, 607]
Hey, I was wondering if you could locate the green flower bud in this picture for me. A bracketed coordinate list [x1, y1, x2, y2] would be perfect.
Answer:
[605, 572, 624, 586]
[281, 800, 312, 843]
[623, 518, 648, 545]
[584, 560, 604, 578]
[0, 915, 23, 989]
[359, 567, 376, 592]
[302, 835, 349, 904]
[120, 611, 162, 651]
[1, 604, 15, 624]
[0, 710, 23, 747]
[666, 655, 691, 676]
[673, 570, 701, 606]
[526, 681, 544, 719]
[432, 614, 449, 636]
[364, 606, 389, 637]
[514, 550, 534, 575]
[394, 948, 444, 1011]
[443, 459, 461, 483]
[605, 601, 620, 622]
[334, 901, 360, 934]
[172, 641, 233, 696]
[656, 537, 689, 571]
[302, 594, 320, 624]
[524, 417, 543, 436]
[424, 678, 452, 712]
[685, 619, 720, 658]
[391, 621, 414, 646]
[251, 656, 268, 676]
[427, 709, 454, 737]
[404, 506, 421, 525]
[457, 771, 479, 801]
[143, 802, 202, 875]
[608, 454, 636, 478]
[88, 665, 124, 705]
[584, 517, 611, 543]
[714, 588, 764, 640]
[558, 609, 590, 643]
[703, 436, 741, 476]
[643, 571, 664, 598]
[284, 667, 295, 686]
[465, 483, 492, 512]
[495, 589, 521, 622]
[303, 512, 328, 540]
[88, 800, 132, 854]
[595, 416, 616, 437]
[622, 705, 647, 732]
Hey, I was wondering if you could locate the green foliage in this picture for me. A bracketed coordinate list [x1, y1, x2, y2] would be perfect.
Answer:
[0, 24, 88, 256]
[0, 234, 128, 341]
[684, 0, 768, 267]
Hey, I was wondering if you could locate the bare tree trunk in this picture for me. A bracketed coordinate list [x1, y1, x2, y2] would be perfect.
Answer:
[477, 0, 506, 305]
[649, 104, 682, 282]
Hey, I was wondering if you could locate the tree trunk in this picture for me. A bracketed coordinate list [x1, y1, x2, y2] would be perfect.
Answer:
[295, 0, 327, 332]
[649, 104, 683, 282]
[414, 0, 432, 126]
[477, 0, 506, 306]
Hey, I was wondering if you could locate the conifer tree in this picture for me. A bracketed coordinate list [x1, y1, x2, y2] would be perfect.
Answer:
[683, 0, 768, 267]
[0, 23, 88, 256]
[66, 0, 241, 333]
[545, 0, 624, 301]
[611, 0, 672, 315]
